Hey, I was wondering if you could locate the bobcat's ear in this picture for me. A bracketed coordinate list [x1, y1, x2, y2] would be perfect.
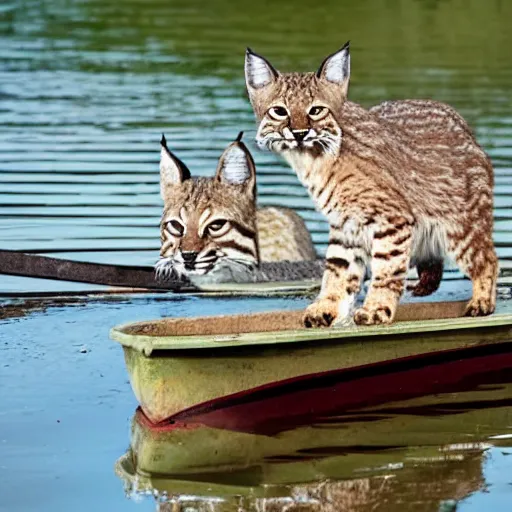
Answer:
[215, 132, 256, 196]
[245, 48, 279, 109]
[316, 41, 350, 97]
[160, 134, 191, 199]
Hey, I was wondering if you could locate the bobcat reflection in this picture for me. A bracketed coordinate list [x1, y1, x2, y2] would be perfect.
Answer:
[155, 449, 484, 511]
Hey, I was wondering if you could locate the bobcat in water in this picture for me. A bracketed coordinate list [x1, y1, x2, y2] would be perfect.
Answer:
[155, 133, 316, 281]
[244, 42, 498, 327]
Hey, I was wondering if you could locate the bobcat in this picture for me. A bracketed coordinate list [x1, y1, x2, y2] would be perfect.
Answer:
[245, 42, 498, 327]
[155, 133, 316, 281]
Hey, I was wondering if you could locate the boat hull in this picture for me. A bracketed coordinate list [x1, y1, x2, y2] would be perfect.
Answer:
[112, 303, 512, 424]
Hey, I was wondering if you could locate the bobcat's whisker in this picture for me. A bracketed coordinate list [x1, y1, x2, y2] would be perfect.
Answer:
[226, 258, 256, 270]
[196, 255, 217, 263]
[194, 261, 215, 270]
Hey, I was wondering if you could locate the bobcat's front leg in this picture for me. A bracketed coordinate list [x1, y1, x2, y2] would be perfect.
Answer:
[304, 234, 366, 328]
[354, 219, 413, 325]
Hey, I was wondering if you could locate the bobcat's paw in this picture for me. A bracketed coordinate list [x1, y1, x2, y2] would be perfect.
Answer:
[464, 297, 495, 317]
[303, 299, 339, 328]
[354, 305, 394, 326]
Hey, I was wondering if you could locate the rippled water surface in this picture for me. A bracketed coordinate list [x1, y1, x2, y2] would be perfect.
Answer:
[1, 0, 512, 291]
[1, 0, 512, 510]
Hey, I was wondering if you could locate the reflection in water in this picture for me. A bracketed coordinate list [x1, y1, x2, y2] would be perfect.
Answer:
[119, 460, 485, 511]
[116, 367, 512, 510]
[0, 291, 150, 320]
[119, 427, 491, 511]
[153, 461, 482, 510]
[148, 454, 485, 510]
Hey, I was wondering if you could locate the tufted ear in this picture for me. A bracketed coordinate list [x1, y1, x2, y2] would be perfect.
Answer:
[316, 41, 351, 97]
[159, 134, 191, 199]
[245, 48, 279, 90]
[215, 132, 256, 196]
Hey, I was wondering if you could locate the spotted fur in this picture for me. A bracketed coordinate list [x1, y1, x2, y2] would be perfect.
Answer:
[156, 134, 316, 281]
[245, 43, 498, 327]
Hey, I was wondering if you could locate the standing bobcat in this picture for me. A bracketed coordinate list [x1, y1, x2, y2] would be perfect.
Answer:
[155, 133, 316, 281]
[245, 42, 498, 327]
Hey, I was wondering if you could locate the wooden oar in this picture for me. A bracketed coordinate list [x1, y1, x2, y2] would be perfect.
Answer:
[0, 249, 324, 291]
[0, 250, 175, 289]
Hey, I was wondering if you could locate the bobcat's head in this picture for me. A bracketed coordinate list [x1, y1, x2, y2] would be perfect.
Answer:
[156, 133, 259, 280]
[244, 42, 350, 159]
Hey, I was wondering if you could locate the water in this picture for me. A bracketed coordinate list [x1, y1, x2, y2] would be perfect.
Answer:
[1, 0, 512, 291]
[1, 0, 512, 510]
[2, 294, 512, 511]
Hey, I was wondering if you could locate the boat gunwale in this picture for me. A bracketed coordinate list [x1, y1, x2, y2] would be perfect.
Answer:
[110, 302, 512, 356]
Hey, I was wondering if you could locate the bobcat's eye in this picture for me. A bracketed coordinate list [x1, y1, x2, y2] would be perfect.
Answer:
[268, 106, 289, 121]
[206, 219, 230, 237]
[166, 219, 185, 237]
[308, 106, 328, 120]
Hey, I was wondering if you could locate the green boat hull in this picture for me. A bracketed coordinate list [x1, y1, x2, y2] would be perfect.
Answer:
[111, 302, 512, 424]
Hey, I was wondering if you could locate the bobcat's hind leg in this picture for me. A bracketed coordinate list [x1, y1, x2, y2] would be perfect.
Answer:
[407, 260, 443, 297]
[450, 231, 498, 317]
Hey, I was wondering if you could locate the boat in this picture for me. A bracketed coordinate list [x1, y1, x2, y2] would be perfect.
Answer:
[110, 298, 512, 425]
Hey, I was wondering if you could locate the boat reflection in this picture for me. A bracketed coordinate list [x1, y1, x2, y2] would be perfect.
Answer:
[115, 353, 512, 511]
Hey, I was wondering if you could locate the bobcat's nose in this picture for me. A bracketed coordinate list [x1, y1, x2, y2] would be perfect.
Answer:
[292, 129, 309, 143]
[181, 251, 199, 270]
